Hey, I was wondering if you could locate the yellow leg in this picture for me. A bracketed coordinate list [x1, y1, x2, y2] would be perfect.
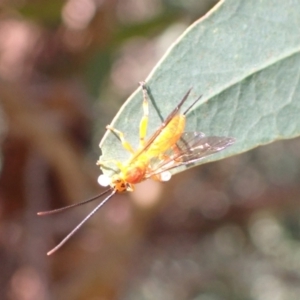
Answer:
[106, 125, 135, 154]
[139, 81, 149, 148]
[96, 158, 124, 171]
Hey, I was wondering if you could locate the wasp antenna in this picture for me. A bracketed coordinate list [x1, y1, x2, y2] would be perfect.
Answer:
[37, 188, 112, 216]
[47, 190, 116, 255]
[183, 94, 202, 115]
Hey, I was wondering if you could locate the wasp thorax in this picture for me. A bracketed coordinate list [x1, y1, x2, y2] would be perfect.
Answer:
[123, 165, 146, 184]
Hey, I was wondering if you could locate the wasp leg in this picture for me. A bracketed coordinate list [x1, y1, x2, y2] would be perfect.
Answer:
[157, 153, 170, 161]
[138, 81, 149, 148]
[96, 158, 123, 171]
[157, 144, 181, 161]
[171, 144, 183, 162]
[106, 125, 135, 154]
[149, 144, 182, 180]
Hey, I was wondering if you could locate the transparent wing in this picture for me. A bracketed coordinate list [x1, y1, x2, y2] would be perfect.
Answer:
[176, 132, 235, 163]
[147, 132, 235, 177]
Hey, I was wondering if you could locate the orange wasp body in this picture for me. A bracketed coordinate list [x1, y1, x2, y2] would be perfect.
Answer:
[98, 82, 191, 191]
[39, 82, 235, 255]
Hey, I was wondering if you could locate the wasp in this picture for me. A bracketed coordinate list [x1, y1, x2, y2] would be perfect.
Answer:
[39, 82, 235, 255]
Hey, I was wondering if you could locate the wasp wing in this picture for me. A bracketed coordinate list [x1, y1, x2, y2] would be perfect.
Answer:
[176, 132, 235, 164]
[147, 132, 235, 177]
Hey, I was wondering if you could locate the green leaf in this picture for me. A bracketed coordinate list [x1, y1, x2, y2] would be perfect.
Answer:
[99, 0, 300, 177]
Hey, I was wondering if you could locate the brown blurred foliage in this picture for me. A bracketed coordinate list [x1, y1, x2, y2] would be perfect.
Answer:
[1, 1, 300, 300]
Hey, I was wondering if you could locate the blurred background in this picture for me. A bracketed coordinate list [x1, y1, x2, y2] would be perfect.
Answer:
[1, 0, 300, 299]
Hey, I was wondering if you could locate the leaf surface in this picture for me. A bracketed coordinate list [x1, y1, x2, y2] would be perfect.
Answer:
[99, 0, 300, 176]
